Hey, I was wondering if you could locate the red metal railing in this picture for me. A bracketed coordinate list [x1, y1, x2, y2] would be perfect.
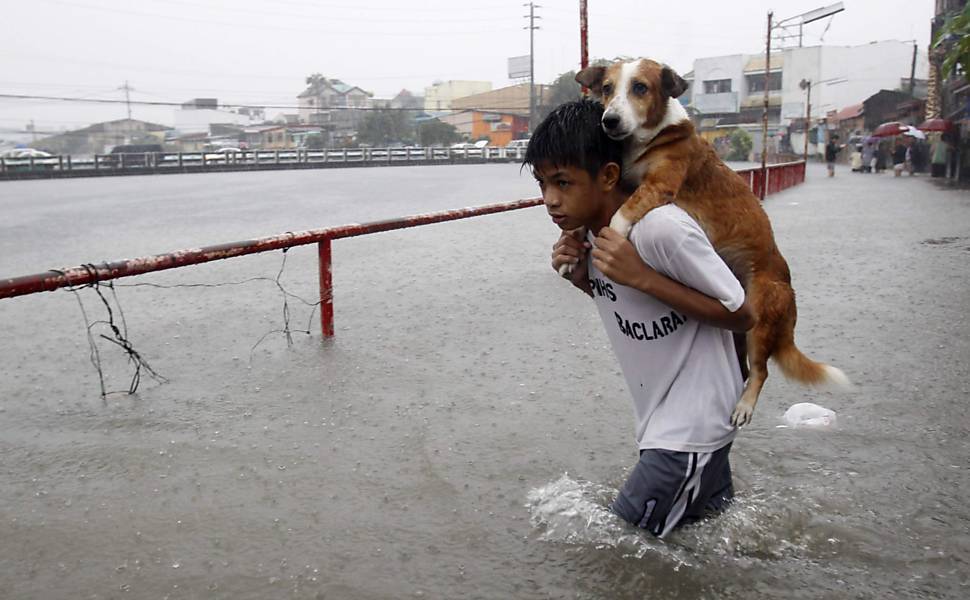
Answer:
[0, 198, 543, 336]
[735, 160, 806, 198]
[0, 161, 806, 337]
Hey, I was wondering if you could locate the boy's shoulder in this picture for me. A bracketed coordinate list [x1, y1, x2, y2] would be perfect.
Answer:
[630, 204, 702, 248]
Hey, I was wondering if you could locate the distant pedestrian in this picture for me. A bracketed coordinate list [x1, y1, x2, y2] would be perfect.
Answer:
[861, 139, 876, 173]
[931, 134, 949, 178]
[825, 134, 843, 177]
[850, 144, 863, 172]
[893, 141, 907, 177]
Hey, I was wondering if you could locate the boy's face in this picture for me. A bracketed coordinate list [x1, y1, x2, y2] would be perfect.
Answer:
[533, 161, 610, 231]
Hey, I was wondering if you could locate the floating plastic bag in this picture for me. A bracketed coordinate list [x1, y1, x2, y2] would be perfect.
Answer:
[782, 402, 836, 428]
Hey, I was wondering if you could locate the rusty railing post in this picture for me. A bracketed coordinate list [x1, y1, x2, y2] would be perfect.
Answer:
[318, 238, 334, 337]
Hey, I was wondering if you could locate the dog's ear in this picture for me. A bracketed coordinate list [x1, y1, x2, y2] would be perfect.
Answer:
[660, 66, 688, 99]
[576, 66, 607, 97]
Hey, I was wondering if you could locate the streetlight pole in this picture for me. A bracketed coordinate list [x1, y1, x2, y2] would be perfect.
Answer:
[800, 79, 812, 162]
[760, 2, 844, 193]
[760, 11, 772, 201]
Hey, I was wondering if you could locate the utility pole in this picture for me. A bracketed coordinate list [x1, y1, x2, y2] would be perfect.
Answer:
[909, 41, 917, 96]
[118, 80, 135, 144]
[119, 80, 134, 121]
[523, 2, 541, 132]
[761, 11, 772, 201]
[580, 0, 588, 72]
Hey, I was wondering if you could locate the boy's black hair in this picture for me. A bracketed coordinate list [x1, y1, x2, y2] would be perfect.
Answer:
[523, 98, 624, 178]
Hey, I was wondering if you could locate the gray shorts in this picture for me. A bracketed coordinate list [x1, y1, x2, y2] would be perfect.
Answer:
[611, 443, 734, 538]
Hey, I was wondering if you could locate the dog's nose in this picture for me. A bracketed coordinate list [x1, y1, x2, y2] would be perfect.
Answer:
[602, 114, 620, 131]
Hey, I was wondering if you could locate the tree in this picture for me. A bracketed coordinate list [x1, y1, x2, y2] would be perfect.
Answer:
[356, 109, 414, 146]
[418, 118, 460, 146]
[934, 4, 970, 78]
[727, 129, 753, 161]
[304, 132, 325, 150]
[537, 59, 629, 119]
[547, 71, 583, 106]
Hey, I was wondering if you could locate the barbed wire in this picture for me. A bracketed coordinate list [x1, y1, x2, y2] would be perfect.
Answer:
[54, 265, 167, 398]
[56, 249, 322, 398]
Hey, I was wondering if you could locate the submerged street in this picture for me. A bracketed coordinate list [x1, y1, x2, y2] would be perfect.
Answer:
[1, 163, 969, 598]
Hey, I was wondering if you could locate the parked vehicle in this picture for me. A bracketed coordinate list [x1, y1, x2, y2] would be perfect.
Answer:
[505, 138, 530, 151]
[1, 148, 57, 171]
[2, 148, 53, 158]
[102, 144, 164, 167]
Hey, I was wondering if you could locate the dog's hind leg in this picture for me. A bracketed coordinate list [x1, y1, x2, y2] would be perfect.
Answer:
[730, 273, 788, 427]
[731, 329, 770, 427]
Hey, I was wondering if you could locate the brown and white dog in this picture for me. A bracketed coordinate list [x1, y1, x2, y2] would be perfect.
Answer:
[576, 58, 847, 426]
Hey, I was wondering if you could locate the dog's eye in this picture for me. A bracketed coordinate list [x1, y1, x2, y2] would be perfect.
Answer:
[632, 81, 648, 95]
[602, 83, 614, 96]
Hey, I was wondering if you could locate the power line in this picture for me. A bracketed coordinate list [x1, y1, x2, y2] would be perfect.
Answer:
[136, 0, 523, 24]
[0, 92, 535, 114]
[35, 0, 524, 36]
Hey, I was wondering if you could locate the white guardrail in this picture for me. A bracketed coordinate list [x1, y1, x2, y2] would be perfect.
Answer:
[0, 146, 528, 175]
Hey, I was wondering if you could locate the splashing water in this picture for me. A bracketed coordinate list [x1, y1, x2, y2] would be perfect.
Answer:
[527, 474, 823, 568]
[525, 474, 694, 567]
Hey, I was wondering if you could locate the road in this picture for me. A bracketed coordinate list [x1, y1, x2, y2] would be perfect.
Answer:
[0, 162, 968, 599]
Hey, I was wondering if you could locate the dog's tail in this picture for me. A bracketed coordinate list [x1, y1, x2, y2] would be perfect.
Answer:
[772, 343, 850, 388]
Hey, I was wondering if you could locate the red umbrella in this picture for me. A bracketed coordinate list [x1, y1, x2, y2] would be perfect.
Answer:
[871, 121, 909, 137]
[917, 118, 954, 132]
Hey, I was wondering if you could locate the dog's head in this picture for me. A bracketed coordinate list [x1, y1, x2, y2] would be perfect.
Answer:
[576, 59, 688, 141]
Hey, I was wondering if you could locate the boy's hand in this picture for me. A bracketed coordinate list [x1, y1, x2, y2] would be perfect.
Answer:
[551, 229, 592, 293]
[591, 227, 656, 291]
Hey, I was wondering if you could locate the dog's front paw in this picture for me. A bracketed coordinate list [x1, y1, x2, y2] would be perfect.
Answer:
[557, 262, 575, 278]
[609, 212, 634, 238]
[731, 400, 755, 428]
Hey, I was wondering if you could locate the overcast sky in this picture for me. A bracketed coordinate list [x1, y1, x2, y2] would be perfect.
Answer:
[1, 0, 935, 136]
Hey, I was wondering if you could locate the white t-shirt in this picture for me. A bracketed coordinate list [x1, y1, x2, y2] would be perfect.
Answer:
[587, 204, 745, 453]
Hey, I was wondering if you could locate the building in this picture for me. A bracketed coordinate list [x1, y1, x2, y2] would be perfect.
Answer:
[387, 89, 424, 111]
[169, 132, 209, 153]
[36, 118, 171, 155]
[297, 75, 373, 144]
[690, 40, 929, 157]
[424, 80, 492, 111]
[829, 102, 865, 140]
[930, 1, 969, 131]
[250, 125, 325, 150]
[173, 98, 265, 135]
[443, 83, 547, 145]
[861, 90, 924, 131]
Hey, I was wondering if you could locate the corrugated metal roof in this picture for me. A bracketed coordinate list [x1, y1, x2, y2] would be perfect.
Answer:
[833, 103, 864, 121]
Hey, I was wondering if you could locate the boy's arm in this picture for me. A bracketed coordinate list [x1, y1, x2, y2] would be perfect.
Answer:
[591, 227, 754, 332]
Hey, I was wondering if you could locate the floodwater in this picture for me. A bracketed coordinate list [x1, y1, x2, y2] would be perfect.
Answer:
[1, 163, 968, 599]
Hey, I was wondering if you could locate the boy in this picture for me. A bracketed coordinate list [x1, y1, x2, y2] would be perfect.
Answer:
[524, 100, 754, 537]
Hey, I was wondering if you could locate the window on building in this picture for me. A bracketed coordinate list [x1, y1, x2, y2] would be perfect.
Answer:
[746, 72, 782, 93]
[703, 79, 732, 94]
